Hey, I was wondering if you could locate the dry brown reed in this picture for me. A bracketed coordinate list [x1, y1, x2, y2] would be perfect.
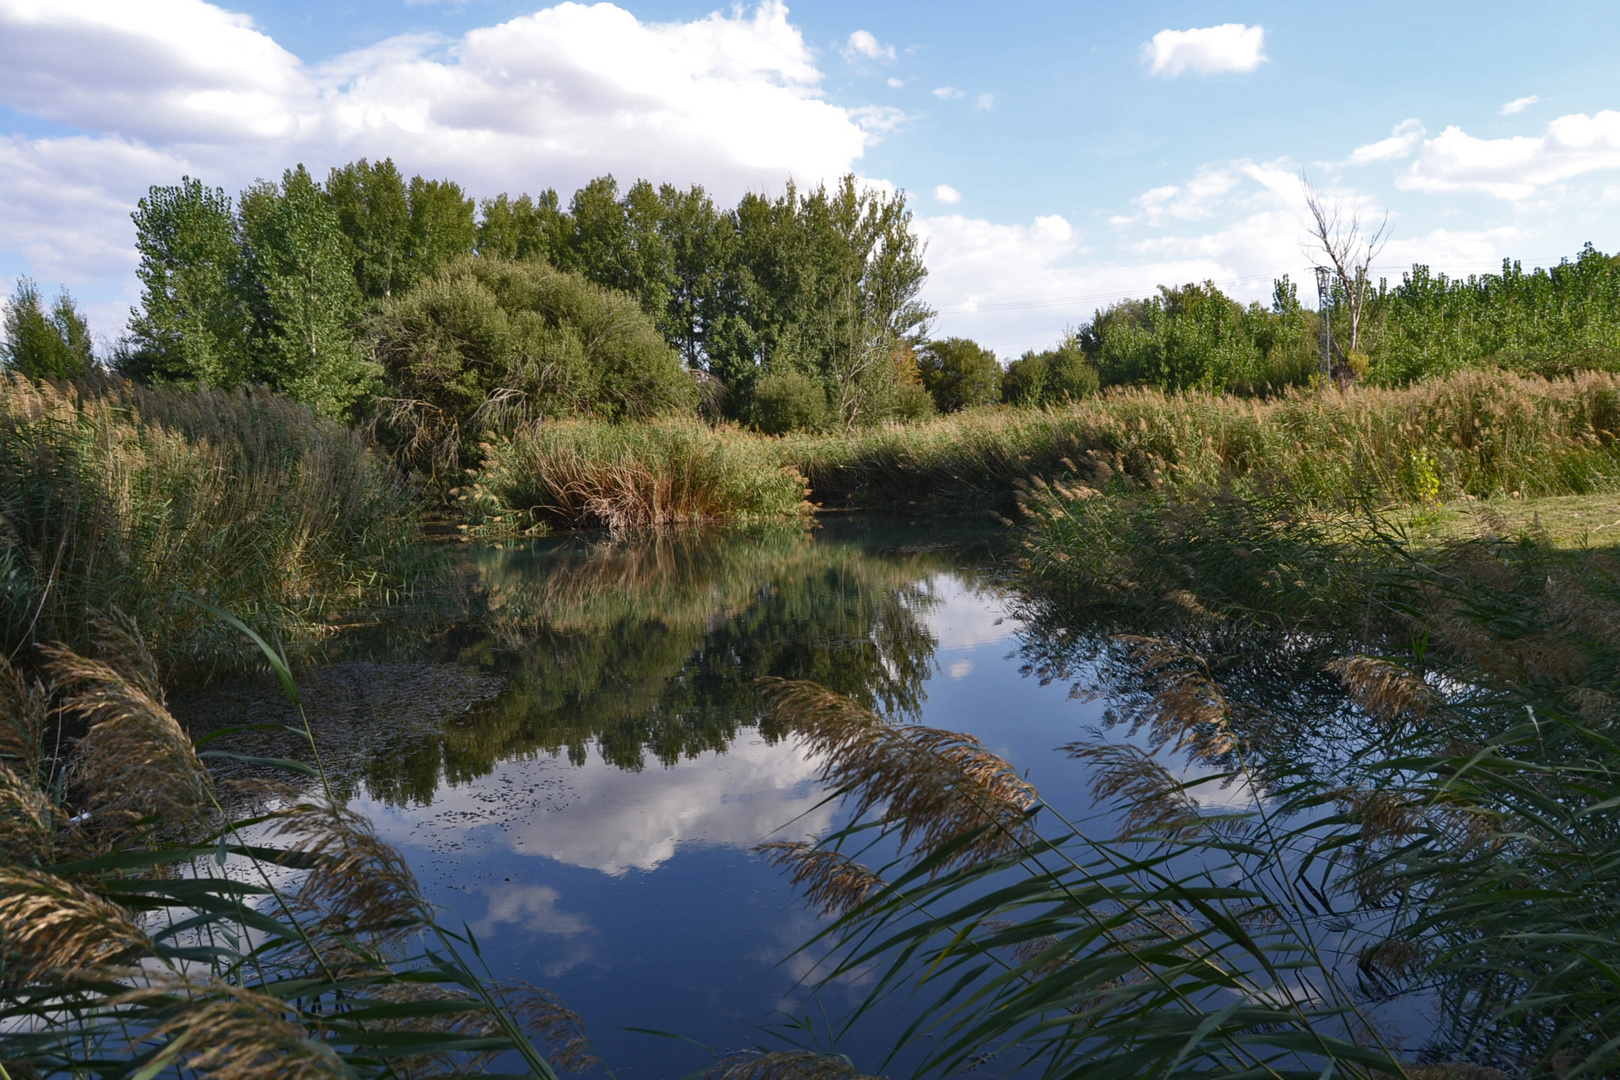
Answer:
[756, 678, 1038, 868]
[44, 621, 212, 840]
[1109, 638, 1240, 759]
[0, 762, 56, 865]
[1063, 742, 1205, 841]
[1328, 657, 1441, 728]
[699, 1050, 882, 1080]
[505, 984, 600, 1074]
[0, 865, 149, 982]
[471, 418, 809, 531]
[267, 797, 423, 941]
[0, 374, 418, 663]
[118, 979, 347, 1080]
[754, 841, 884, 917]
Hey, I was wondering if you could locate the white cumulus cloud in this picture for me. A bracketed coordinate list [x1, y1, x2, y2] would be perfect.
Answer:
[1501, 95, 1539, 116]
[841, 28, 893, 62]
[1346, 118, 1426, 165]
[0, 0, 882, 337]
[976, 92, 995, 110]
[931, 85, 965, 100]
[933, 183, 961, 204]
[1140, 24, 1266, 78]
[1400, 111, 1620, 200]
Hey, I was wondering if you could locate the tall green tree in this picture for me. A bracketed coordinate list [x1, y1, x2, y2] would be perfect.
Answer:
[477, 189, 568, 264]
[239, 166, 376, 418]
[407, 177, 478, 282]
[1, 278, 94, 379]
[127, 177, 250, 386]
[653, 183, 739, 371]
[326, 157, 412, 301]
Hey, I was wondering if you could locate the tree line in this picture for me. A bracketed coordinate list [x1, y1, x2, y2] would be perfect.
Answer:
[7, 156, 1620, 440]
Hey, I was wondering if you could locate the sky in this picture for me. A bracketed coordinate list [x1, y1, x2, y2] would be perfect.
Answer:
[4, 0, 1620, 357]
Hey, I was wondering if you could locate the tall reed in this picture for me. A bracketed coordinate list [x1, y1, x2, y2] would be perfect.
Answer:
[786, 369, 1620, 513]
[471, 417, 810, 531]
[0, 376, 420, 664]
[0, 614, 587, 1078]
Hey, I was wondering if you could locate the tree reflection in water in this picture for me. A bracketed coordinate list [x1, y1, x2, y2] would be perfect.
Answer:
[178, 517, 1007, 806]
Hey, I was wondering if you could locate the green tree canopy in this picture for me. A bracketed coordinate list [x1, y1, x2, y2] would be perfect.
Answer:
[1, 278, 94, 379]
[1003, 335, 1099, 406]
[917, 336, 1000, 412]
[240, 166, 377, 418]
[326, 158, 412, 301]
[126, 177, 249, 386]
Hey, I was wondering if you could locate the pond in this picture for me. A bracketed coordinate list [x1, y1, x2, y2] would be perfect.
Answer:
[170, 516, 1377, 1077]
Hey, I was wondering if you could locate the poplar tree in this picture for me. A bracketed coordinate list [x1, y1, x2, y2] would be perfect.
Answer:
[327, 158, 412, 300]
[1, 278, 94, 379]
[240, 166, 376, 418]
[127, 177, 250, 385]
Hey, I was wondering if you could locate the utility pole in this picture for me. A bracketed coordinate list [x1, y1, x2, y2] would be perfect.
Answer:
[1315, 265, 1333, 394]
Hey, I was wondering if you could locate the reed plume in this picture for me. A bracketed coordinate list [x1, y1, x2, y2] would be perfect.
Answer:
[0, 866, 149, 983]
[0, 762, 56, 865]
[44, 623, 212, 840]
[1063, 741, 1205, 841]
[755, 841, 884, 917]
[757, 678, 1037, 867]
[1328, 656, 1441, 728]
[267, 796, 423, 942]
[116, 979, 346, 1080]
[506, 984, 599, 1074]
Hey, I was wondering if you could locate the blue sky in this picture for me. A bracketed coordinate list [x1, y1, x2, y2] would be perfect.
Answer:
[3, 0, 1619, 355]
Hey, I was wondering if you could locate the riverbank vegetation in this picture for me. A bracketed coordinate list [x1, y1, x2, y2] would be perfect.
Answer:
[8, 154, 1620, 1078]
[0, 375, 420, 666]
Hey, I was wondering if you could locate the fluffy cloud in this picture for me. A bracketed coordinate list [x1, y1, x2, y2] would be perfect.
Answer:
[1400, 111, 1620, 199]
[975, 92, 995, 110]
[933, 183, 961, 204]
[931, 86, 965, 100]
[1501, 95, 1539, 116]
[1346, 119, 1425, 165]
[1140, 24, 1266, 78]
[0, 0, 876, 316]
[841, 29, 893, 62]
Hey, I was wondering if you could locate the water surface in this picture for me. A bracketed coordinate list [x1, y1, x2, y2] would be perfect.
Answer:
[174, 518, 1254, 1075]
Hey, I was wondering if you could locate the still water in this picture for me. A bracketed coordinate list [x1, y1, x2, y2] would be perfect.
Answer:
[176, 518, 1209, 1075]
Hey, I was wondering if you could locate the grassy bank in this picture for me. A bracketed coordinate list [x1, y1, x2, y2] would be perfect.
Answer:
[786, 369, 1620, 513]
[470, 417, 810, 531]
[0, 376, 421, 665]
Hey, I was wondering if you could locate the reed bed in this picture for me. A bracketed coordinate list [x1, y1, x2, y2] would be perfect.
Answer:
[471, 417, 810, 531]
[0, 614, 584, 1078]
[0, 376, 420, 664]
[758, 518, 1620, 1078]
[785, 369, 1620, 512]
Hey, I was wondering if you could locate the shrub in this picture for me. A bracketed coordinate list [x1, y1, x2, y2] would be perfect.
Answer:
[1002, 338, 1098, 407]
[471, 418, 810, 531]
[0, 375, 420, 665]
[752, 369, 832, 434]
[369, 256, 697, 483]
[917, 337, 1000, 412]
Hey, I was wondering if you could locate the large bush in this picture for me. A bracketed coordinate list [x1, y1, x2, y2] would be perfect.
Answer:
[918, 336, 1000, 412]
[369, 256, 697, 482]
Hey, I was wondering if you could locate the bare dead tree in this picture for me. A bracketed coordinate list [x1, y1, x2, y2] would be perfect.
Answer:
[1301, 174, 1390, 355]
